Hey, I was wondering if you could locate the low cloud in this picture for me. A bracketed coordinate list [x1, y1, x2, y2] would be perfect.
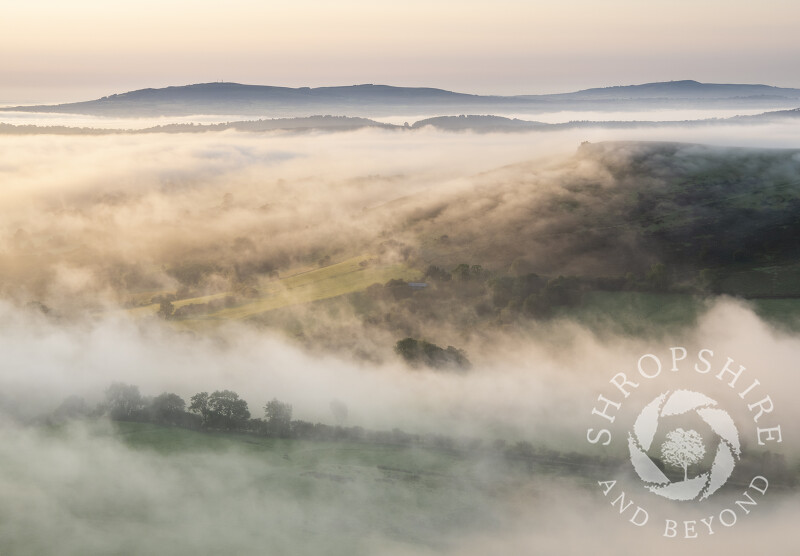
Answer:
[0, 120, 798, 553]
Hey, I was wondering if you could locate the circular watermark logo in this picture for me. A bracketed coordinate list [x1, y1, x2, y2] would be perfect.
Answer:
[628, 390, 740, 501]
[585, 348, 785, 539]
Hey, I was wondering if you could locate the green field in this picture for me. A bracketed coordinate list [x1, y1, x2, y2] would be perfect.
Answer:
[97, 422, 541, 555]
[566, 291, 707, 335]
[563, 291, 800, 335]
[112, 421, 466, 474]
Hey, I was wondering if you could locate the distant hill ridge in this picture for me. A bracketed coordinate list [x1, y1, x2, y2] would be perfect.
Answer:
[3, 106, 800, 136]
[97, 82, 480, 102]
[538, 80, 800, 100]
[3, 81, 800, 117]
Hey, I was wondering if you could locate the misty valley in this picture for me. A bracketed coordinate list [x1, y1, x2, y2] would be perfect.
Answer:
[1, 83, 799, 555]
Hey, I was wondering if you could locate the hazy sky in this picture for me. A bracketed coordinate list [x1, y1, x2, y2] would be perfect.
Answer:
[2, 0, 800, 103]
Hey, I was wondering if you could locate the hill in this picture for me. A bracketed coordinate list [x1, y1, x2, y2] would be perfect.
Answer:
[411, 115, 548, 132]
[538, 80, 800, 100]
[4, 80, 800, 117]
[121, 141, 800, 351]
[4, 105, 800, 136]
[0, 115, 397, 135]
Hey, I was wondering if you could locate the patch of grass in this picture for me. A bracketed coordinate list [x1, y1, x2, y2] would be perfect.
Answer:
[717, 264, 800, 297]
[207, 256, 416, 320]
[748, 298, 800, 332]
[128, 256, 418, 321]
[564, 291, 707, 336]
[111, 421, 290, 454]
[111, 421, 463, 473]
[564, 291, 800, 335]
[30, 421, 522, 555]
[128, 291, 233, 317]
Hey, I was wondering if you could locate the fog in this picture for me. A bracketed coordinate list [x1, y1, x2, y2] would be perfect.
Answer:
[1, 120, 798, 553]
[2, 420, 795, 556]
[1, 296, 799, 554]
[0, 111, 270, 129]
[3, 122, 799, 306]
[2, 293, 799, 443]
[373, 107, 780, 126]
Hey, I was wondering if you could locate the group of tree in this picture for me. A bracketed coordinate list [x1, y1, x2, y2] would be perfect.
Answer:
[48, 382, 799, 486]
[418, 259, 689, 323]
[423, 263, 487, 284]
[393, 338, 471, 371]
[60, 383, 296, 436]
[488, 273, 583, 317]
[188, 390, 251, 430]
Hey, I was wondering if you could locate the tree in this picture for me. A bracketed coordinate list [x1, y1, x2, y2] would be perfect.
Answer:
[384, 278, 412, 300]
[206, 390, 251, 430]
[522, 292, 551, 318]
[424, 265, 451, 282]
[52, 395, 89, 421]
[523, 275, 581, 318]
[188, 392, 211, 425]
[508, 258, 535, 277]
[450, 263, 485, 282]
[469, 264, 484, 279]
[451, 263, 472, 281]
[488, 276, 515, 308]
[264, 398, 293, 437]
[105, 382, 145, 420]
[395, 337, 421, 365]
[151, 392, 186, 424]
[513, 273, 544, 300]
[541, 275, 581, 306]
[661, 428, 706, 481]
[394, 338, 471, 371]
[189, 391, 250, 430]
[157, 299, 175, 319]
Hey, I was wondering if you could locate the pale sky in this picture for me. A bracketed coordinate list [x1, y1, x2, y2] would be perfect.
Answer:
[2, 0, 799, 103]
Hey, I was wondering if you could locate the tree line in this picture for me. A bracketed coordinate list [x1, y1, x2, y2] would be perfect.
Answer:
[47, 382, 799, 485]
[49, 383, 571, 458]
[55, 383, 296, 437]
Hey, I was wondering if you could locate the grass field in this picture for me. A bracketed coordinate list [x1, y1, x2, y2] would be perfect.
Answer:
[95, 421, 539, 554]
[563, 290, 800, 335]
[563, 291, 707, 336]
[714, 263, 800, 298]
[112, 421, 466, 473]
[749, 298, 800, 331]
[208, 256, 416, 320]
[129, 256, 417, 321]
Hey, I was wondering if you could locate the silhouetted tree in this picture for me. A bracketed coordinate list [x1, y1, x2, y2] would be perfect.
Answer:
[188, 392, 211, 425]
[196, 390, 251, 430]
[394, 338, 470, 371]
[424, 265, 451, 282]
[151, 392, 186, 424]
[264, 398, 293, 437]
[105, 382, 145, 420]
[451, 263, 472, 281]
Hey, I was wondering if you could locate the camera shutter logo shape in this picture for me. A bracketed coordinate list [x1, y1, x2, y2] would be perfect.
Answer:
[628, 390, 741, 501]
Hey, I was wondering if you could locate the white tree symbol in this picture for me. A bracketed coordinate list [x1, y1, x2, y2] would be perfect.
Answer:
[629, 391, 741, 501]
[661, 428, 706, 481]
